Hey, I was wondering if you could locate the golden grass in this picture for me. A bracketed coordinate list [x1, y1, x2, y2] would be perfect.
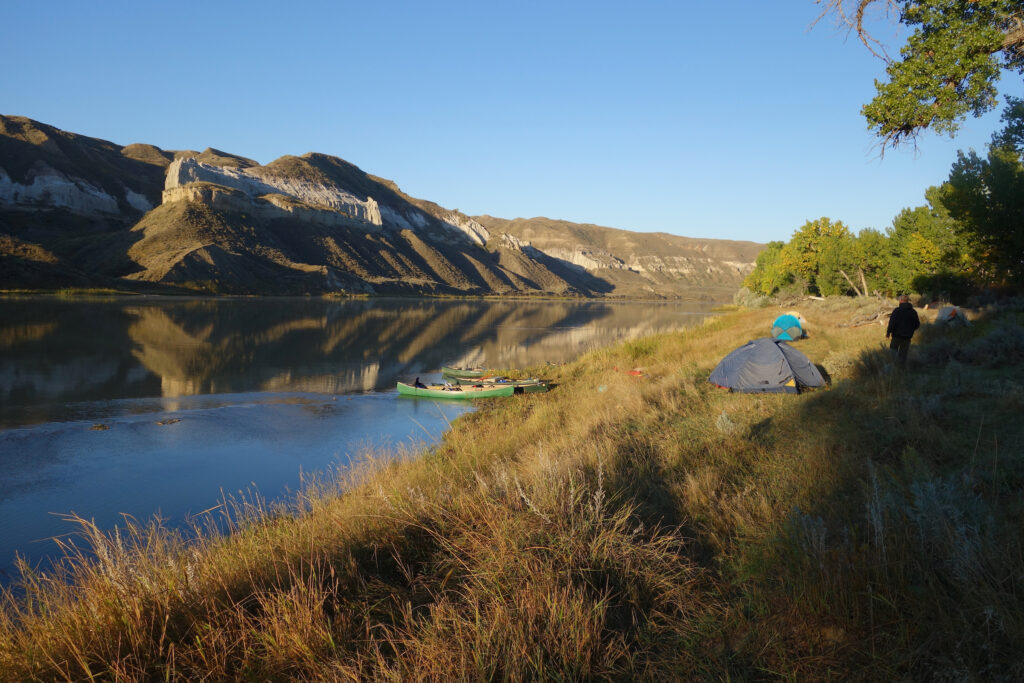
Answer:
[2, 297, 1023, 679]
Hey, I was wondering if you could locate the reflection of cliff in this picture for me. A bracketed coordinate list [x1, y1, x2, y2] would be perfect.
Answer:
[123, 300, 689, 397]
[125, 304, 337, 396]
[0, 299, 714, 423]
[0, 322, 57, 349]
[122, 299, 714, 396]
[0, 302, 160, 426]
[125, 307, 217, 397]
[261, 362, 381, 394]
[447, 303, 697, 370]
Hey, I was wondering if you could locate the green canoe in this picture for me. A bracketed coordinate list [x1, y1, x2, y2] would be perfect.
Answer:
[396, 381, 514, 399]
[452, 376, 549, 393]
[441, 366, 488, 378]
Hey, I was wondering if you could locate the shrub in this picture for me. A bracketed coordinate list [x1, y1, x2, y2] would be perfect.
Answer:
[822, 351, 856, 379]
[732, 287, 771, 309]
[960, 322, 1024, 367]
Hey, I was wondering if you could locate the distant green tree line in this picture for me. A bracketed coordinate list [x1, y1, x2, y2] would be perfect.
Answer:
[745, 99, 1024, 299]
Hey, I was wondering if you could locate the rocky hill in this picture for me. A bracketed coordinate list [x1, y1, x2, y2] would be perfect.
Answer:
[0, 115, 761, 298]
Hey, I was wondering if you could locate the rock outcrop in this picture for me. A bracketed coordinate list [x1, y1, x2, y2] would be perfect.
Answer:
[0, 162, 123, 215]
[160, 182, 368, 231]
[164, 157, 383, 225]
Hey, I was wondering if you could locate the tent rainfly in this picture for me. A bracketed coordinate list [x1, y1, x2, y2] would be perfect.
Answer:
[771, 313, 805, 341]
[709, 337, 825, 394]
[934, 306, 970, 327]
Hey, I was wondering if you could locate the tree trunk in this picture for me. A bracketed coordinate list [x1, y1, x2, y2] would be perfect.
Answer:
[839, 269, 864, 297]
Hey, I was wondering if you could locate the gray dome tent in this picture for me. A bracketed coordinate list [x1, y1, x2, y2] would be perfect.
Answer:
[709, 337, 825, 393]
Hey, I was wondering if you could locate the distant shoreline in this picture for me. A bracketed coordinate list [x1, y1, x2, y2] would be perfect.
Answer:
[0, 287, 736, 304]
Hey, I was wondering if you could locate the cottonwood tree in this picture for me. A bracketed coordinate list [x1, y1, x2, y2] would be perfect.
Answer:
[886, 186, 974, 292]
[938, 97, 1024, 283]
[742, 241, 794, 295]
[744, 223, 884, 297]
[850, 227, 891, 293]
[781, 217, 859, 296]
[818, 0, 1024, 149]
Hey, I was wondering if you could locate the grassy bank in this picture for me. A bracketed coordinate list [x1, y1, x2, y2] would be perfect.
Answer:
[2, 297, 1023, 679]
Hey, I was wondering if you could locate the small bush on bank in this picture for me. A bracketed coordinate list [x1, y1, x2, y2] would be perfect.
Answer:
[918, 319, 1024, 368]
[732, 287, 771, 308]
[961, 322, 1024, 367]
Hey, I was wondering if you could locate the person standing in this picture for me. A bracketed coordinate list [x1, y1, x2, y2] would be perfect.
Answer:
[886, 294, 921, 367]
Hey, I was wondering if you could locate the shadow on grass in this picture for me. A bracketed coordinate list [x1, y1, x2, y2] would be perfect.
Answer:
[737, 304, 1024, 677]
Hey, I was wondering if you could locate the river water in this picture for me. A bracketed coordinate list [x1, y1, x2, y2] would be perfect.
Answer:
[0, 296, 715, 580]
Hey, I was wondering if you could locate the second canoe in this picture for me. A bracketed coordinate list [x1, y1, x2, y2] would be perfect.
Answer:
[397, 381, 514, 399]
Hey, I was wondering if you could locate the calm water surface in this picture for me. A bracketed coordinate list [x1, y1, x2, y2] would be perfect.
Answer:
[0, 296, 715, 580]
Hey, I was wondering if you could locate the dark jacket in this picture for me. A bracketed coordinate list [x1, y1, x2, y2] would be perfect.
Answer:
[887, 302, 920, 339]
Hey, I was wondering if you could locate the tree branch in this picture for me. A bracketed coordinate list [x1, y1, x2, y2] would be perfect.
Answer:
[818, 1, 1024, 60]
[1003, 19, 1024, 50]
[814, 0, 899, 60]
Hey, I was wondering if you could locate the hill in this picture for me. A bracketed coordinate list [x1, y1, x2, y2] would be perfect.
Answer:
[475, 215, 763, 299]
[1, 115, 760, 297]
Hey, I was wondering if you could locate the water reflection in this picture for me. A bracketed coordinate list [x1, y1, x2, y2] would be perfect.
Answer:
[0, 297, 715, 428]
[0, 296, 715, 578]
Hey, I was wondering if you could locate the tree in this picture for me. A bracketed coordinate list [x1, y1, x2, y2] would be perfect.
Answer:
[743, 241, 794, 295]
[781, 217, 858, 296]
[818, 0, 1024, 149]
[851, 227, 891, 293]
[938, 97, 1024, 283]
[885, 186, 971, 291]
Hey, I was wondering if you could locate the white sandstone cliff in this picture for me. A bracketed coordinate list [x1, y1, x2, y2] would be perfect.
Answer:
[442, 213, 491, 246]
[0, 162, 152, 215]
[162, 157, 491, 247]
[163, 157, 383, 225]
[161, 183, 368, 230]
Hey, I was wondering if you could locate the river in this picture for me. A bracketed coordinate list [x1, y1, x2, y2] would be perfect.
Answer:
[0, 296, 716, 581]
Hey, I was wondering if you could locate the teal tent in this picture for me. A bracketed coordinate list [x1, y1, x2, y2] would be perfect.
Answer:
[771, 314, 804, 341]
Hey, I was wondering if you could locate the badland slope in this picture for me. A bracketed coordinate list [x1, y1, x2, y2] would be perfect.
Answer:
[474, 215, 763, 299]
[1, 115, 760, 297]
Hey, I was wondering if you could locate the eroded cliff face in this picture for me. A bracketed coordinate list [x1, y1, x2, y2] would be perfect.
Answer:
[497, 229, 750, 281]
[160, 183, 370, 231]
[161, 155, 500, 250]
[440, 212, 491, 246]
[0, 115, 165, 219]
[164, 157, 382, 225]
[0, 162, 153, 215]
[474, 215, 762, 296]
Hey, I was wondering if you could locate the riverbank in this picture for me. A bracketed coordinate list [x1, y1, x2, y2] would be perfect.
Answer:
[2, 297, 1023, 679]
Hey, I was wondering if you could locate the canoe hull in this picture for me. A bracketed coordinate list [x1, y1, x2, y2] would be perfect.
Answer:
[453, 377, 549, 393]
[397, 381, 514, 399]
[441, 366, 487, 378]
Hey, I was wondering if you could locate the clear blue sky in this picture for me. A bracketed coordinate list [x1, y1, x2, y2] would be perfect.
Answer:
[3, 1, 1020, 243]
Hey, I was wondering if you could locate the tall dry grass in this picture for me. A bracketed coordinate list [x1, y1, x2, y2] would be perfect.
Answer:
[2, 297, 1023, 679]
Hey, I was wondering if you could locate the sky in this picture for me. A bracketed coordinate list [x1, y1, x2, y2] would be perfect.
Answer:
[3, 1, 1021, 243]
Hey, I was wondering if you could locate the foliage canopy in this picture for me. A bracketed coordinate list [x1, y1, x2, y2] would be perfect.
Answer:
[819, 0, 1024, 148]
[939, 96, 1024, 283]
[743, 195, 981, 300]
